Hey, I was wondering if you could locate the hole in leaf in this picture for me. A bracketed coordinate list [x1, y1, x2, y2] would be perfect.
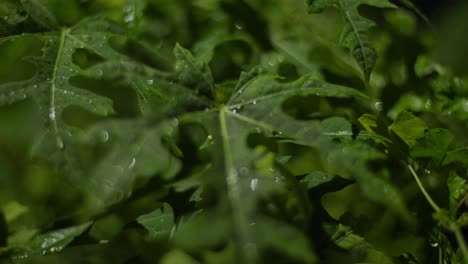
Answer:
[210, 40, 254, 82]
[62, 105, 107, 129]
[72, 48, 105, 69]
[247, 132, 278, 152]
[277, 142, 324, 175]
[108, 36, 172, 71]
[176, 122, 211, 180]
[281, 95, 331, 120]
[277, 62, 299, 82]
[69, 76, 140, 117]
[0, 36, 42, 84]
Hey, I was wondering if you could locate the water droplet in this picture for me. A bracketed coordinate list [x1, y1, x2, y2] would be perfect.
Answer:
[172, 118, 179, 127]
[462, 99, 468, 112]
[430, 241, 438, 247]
[234, 23, 243, 30]
[425, 99, 432, 110]
[374, 101, 383, 111]
[227, 169, 238, 185]
[98, 70, 103, 77]
[33, 84, 38, 89]
[49, 107, 56, 120]
[128, 157, 136, 170]
[99, 130, 109, 143]
[250, 178, 258, 191]
[208, 135, 214, 145]
[231, 108, 239, 114]
[124, 9, 135, 23]
[56, 138, 64, 150]
[147, 79, 154, 85]
[252, 100, 257, 105]
[424, 169, 431, 175]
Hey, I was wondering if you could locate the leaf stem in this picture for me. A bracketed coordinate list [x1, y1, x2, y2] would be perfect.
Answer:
[407, 164, 441, 212]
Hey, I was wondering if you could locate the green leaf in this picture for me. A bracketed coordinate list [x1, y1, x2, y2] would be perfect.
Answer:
[0, 17, 127, 178]
[81, 59, 208, 116]
[302, 171, 335, 189]
[174, 44, 215, 96]
[411, 128, 454, 163]
[19, 0, 59, 29]
[447, 172, 467, 216]
[442, 147, 468, 166]
[324, 223, 394, 263]
[395, 0, 430, 24]
[305, 0, 396, 82]
[389, 111, 428, 148]
[137, 203, 175, 240]
[81, 118, 181, 209]
[11, 222, 92, 258]
[178, 72, 366, 262]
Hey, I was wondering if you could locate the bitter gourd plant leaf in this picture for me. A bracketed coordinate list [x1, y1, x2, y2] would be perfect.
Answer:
[0, 0, 467, 263]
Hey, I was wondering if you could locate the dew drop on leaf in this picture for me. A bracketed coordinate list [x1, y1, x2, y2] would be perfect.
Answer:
[147, 79, 154, 85]
[374, 101, 383, 111]
[128, 157, 136, 170]
[99, 130, 110, 143]
[250, 178, 258, 191]
[425, 99, 432, 110]
[49, 108, 56, 120]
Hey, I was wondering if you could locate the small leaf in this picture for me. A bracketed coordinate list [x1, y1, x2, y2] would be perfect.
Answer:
[82, 119, 181, 209]
[447, 172, 467, 216]
[137, 203, 175, 240]
[306, 0, 396, 82]
[389, 111, 428, 148]
[411, 128, 454, 163]
[324, 223, 394, 263]
[442, 147, 468, 166]
[11, 222, 92, 258]
[174, 44, 215, 96]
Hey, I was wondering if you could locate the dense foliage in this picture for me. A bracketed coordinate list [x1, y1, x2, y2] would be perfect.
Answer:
[0, 0, 467, 263]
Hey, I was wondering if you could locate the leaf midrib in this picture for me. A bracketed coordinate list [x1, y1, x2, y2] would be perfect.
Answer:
[219, 107, 256, 263]
[337, 0, 369, 80]
[49, 27, 68, 149]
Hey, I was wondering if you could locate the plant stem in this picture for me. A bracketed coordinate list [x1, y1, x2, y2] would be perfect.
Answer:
[407, 165, 441, 212]
[408, 165, 468, 263]
[452, 224, 468, 263]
